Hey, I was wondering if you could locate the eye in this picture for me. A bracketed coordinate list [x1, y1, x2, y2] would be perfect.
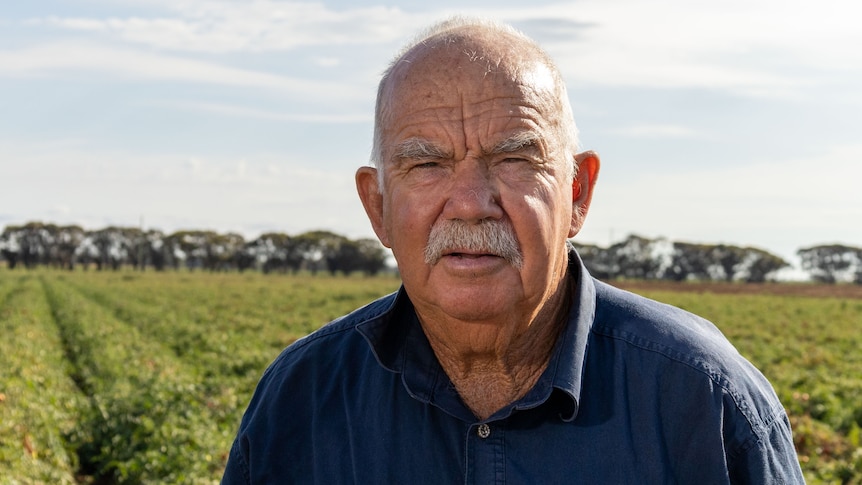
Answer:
[495, 156, 536, 169]
[403, 159, 446, 178]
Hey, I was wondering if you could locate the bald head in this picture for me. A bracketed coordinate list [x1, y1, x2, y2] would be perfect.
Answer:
[370, 18, 580, 185]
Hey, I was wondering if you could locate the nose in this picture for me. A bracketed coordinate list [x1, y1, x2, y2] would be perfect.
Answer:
[441, 160, 504, 223]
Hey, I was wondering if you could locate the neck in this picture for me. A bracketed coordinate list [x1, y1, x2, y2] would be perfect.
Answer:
[421, 271, 571, 420]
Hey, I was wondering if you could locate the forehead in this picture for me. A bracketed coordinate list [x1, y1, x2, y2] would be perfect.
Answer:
[381, 39, 561, 152]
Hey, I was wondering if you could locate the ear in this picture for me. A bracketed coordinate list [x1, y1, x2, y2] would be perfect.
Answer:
[355, 166, 392, 248]
[569, 150, 601, 238]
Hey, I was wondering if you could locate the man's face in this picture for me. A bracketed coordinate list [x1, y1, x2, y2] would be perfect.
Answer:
[360, 45, 592, 326]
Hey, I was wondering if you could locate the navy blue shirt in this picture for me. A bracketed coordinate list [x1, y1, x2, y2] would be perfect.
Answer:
[223, 253, 804, 484]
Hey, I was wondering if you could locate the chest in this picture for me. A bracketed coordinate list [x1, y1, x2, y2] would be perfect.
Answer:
[262, 382, 729, 485]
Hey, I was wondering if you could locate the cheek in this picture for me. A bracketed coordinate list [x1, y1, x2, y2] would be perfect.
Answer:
[385, 194, 434, 253]
[511, 186, 572, 247]
[523, 182, 569, 223]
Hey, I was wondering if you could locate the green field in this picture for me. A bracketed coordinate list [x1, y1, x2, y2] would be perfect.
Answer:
[0, 270, 860, 484]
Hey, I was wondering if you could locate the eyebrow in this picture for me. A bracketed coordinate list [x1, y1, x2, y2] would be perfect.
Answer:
[489, 132, 541, 155]
[390, 131, 541, 160]
[391, 138, 450, 160]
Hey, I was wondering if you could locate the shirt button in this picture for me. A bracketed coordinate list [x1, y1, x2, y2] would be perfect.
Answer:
[477, 423, 491, 439]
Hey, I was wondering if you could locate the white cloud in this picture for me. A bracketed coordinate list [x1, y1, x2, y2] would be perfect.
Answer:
[16, 0, 862, 97]
[314, 57, 342, 68]
[0, 41, 363, 99]
[490, 0, 862, 95]
[51, 205, 72, 215]
[645, 143, 861, 204]
[169, 101, 371, 123]
[30, 2, 415, 53]
[0, 139, 374, 239]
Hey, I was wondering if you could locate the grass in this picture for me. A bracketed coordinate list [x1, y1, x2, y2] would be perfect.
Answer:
[0, 268, 859, 483]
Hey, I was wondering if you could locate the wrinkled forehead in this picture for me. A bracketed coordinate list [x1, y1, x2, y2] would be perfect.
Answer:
[385, 32, 555, 102]
[379, 36, 562, 145]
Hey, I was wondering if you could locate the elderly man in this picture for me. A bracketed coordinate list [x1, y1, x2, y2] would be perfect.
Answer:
[222, 18, 804, 483]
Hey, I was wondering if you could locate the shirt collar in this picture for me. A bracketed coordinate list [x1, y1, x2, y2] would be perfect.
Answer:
[356, 245, 597, 422]
[543, 246, 597, 421]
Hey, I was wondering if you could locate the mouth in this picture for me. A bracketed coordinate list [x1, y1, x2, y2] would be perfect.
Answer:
[443, 250, 500, 259]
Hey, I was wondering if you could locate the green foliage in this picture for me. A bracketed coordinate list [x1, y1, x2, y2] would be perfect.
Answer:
[2, 268, 860, 483]
[0, 268, 400, 483]
[798, 244, 862, 284]
[571, 234, 789, 282]
[40, 276, 226, 483]
[0, 273, 82, 484]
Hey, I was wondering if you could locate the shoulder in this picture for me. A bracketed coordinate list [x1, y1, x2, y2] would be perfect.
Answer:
[588, 279, 785, 437]
[259, 290, 399, 383]
[234, 290, 401, 435]
[591, 279, 741, 369]
[588, 280, 804, 480]
[223, 291, 404, 482]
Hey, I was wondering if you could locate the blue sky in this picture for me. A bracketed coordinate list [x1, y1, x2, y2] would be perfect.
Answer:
[2, 0, 860, 270]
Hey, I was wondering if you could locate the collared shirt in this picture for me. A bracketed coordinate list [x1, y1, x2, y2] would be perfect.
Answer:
[222, 251, 804, 484]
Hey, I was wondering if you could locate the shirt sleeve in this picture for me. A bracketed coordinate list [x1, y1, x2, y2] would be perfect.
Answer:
[221, 438, 250, 485]
[729, 410, 805, 484]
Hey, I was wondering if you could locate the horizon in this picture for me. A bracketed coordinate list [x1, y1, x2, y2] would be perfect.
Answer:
[0, 217, 854, 255]
[4, 217, 853, 282]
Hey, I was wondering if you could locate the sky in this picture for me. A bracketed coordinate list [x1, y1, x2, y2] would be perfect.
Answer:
[2, 0, 861, 272]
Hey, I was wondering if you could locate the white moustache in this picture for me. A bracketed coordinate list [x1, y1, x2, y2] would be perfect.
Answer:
[424, 219, 523, 269]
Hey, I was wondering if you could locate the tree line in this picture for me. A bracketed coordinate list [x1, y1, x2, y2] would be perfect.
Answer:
[0, 222, 389, 276]
[2, 222, 860, 283]
[572, 235, 862, 284]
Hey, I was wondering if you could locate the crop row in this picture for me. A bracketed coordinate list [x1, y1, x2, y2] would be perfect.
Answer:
[0, 270, 401, 484]
[1, 269, 860, 483]
[41, 275, 229, 483]
[0, 273, 82, 484]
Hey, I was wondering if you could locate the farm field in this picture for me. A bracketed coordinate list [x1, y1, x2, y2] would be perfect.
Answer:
[1, 269, 860, 484]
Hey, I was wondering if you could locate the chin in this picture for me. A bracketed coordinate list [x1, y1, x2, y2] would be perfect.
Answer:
[436, 296, 509, 323]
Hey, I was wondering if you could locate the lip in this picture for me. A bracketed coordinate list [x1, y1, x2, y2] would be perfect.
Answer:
[444, 249, 497, 257]
[438, 251, 506, 274]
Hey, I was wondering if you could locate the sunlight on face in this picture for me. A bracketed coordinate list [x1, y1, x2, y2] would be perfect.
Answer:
[522, 62, 556, 97]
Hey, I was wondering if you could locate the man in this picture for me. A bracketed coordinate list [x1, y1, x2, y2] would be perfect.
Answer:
[222, 17, 804, 483]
